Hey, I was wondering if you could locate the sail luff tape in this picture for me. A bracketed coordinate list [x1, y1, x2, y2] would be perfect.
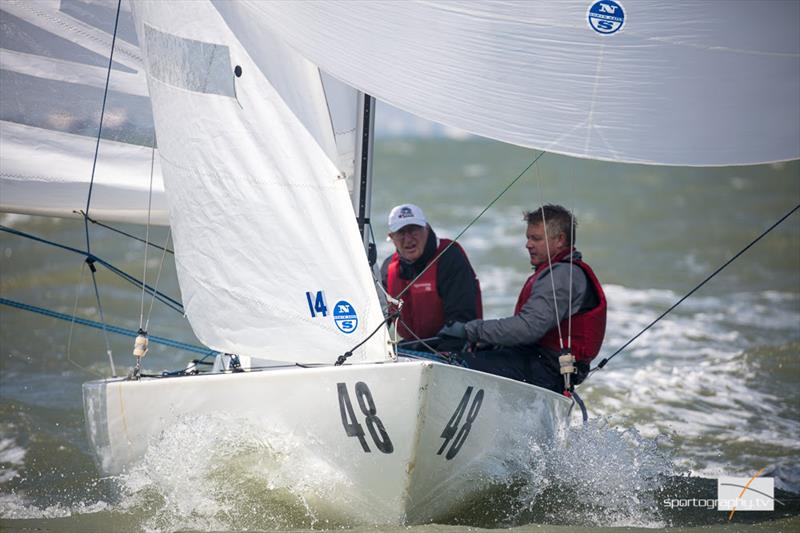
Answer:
[133, 333, 148, 358]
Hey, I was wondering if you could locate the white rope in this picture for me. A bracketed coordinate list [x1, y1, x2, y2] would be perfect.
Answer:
[65, 262, 103, 377]
[139, 145, 156, 330]
[89, 266, 116, 377]
[373, 275, 402, 309]
[567, 167, 576, 352]
[535, 166, 565, 351]
[144, 228, 173, 331]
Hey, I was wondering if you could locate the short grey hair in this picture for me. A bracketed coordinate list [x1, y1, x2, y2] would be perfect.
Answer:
[524, 204, 576, 247]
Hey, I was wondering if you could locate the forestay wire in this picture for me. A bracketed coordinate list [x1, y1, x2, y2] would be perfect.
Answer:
[586, 202, 800, 379]
[79, 0, 123, 377]
[139, 146, 155, 330]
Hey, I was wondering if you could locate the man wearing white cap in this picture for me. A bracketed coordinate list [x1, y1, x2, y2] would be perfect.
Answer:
[381, 203, 482, 348]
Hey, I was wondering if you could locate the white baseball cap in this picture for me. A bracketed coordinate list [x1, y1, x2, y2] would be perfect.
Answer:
[388, 203, 428, 232]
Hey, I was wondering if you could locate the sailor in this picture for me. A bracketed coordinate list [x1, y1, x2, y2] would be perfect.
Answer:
[439, 204, 606, 393]
[381, 203, 482, 349]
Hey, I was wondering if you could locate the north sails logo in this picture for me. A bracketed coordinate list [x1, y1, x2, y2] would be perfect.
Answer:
[588, 0, 625, 35]
[333, 300, 358, 334]
[398, 207, 414, 218]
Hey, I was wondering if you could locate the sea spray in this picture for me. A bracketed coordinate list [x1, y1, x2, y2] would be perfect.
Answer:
[436, 410, 676, 528]
[115, 413, 357, 531]
[539, 417, 676, 527]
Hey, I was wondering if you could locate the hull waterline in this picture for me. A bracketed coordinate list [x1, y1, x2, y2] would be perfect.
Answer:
[83, 360, 572, 524]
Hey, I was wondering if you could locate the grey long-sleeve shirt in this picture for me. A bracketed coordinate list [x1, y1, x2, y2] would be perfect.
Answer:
[464, 251, 591, 347]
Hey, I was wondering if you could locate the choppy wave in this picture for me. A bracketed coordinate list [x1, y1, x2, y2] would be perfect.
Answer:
[582, 284, 800, 492]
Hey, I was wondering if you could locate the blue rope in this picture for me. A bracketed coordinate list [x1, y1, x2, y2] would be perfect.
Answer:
[0, 297, 215, 357]
[0, 225, 183, 314]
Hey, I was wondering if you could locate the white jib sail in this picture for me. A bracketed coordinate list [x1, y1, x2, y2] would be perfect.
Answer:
[0, 0, 167, 225]
[130, 1, 392, 363]
[222, 0, 800, 167]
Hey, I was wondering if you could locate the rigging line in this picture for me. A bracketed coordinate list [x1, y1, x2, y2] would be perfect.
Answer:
[1, 224, 92, 256]
[144, 228, 173, 331]
[82, 0, 122, 256]
[589, 202, 800, 377]
[335, 311, 399, 366]
[65, 262, 104, 378]
[535, 165, 565, 350]
[78, 0, 121, 379]
[0, 298, 216, 356]
[140, 144, 156, 330]
[367, 224, 401, 314]
[395, 150, 547, 301]
[88, 263, 116, 377]
[98, 257, 183, 314]
[367, 221, 388, 298]
[396, 317, 447, 358]
[77, 211, 174, 255]
[0, 225, 184, 313]
[568, 171, 576, 350]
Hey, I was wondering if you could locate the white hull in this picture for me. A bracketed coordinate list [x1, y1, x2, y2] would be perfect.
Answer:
[83, 360, 572, 524]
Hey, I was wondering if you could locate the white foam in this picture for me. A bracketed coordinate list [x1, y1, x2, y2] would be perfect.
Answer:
[535, 419, 673, 528]
[116, 413, 357, 531]
[581, 283, 800, 491]
[0, 493, 108, 520]
[0, 430, 26, 485]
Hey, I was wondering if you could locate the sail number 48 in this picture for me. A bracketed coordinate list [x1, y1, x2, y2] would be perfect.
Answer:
[438, 386, 484, 460]
[337, 382, 394, 454]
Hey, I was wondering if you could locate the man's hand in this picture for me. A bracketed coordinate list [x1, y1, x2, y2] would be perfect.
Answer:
[438, 321, 467, 339]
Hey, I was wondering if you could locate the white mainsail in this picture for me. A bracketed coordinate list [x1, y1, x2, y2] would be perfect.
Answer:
[2, 0, 798, 363]
[1, 122, 168, 224]
[130, 1, 391, 363]
[222, 0, 800, 166]
[0, 0, 167, 224]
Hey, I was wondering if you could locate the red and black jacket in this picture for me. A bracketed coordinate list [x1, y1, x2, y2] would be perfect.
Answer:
[384, 233, 482, 340]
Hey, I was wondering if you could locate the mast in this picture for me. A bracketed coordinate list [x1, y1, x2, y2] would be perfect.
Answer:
[353, 92, 377, 266]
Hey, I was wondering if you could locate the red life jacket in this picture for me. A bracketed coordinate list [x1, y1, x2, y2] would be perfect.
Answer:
[514, 249, 606, 362]
[387, 239, 482, 340]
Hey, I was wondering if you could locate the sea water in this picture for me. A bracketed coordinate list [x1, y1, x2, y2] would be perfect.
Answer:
[1, 137, 798, 531]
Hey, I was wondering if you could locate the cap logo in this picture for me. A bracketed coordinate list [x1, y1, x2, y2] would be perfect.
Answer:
[398, 207, 414, 218]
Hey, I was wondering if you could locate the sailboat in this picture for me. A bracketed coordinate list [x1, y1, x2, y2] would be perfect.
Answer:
[1, 0, 798, 525]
